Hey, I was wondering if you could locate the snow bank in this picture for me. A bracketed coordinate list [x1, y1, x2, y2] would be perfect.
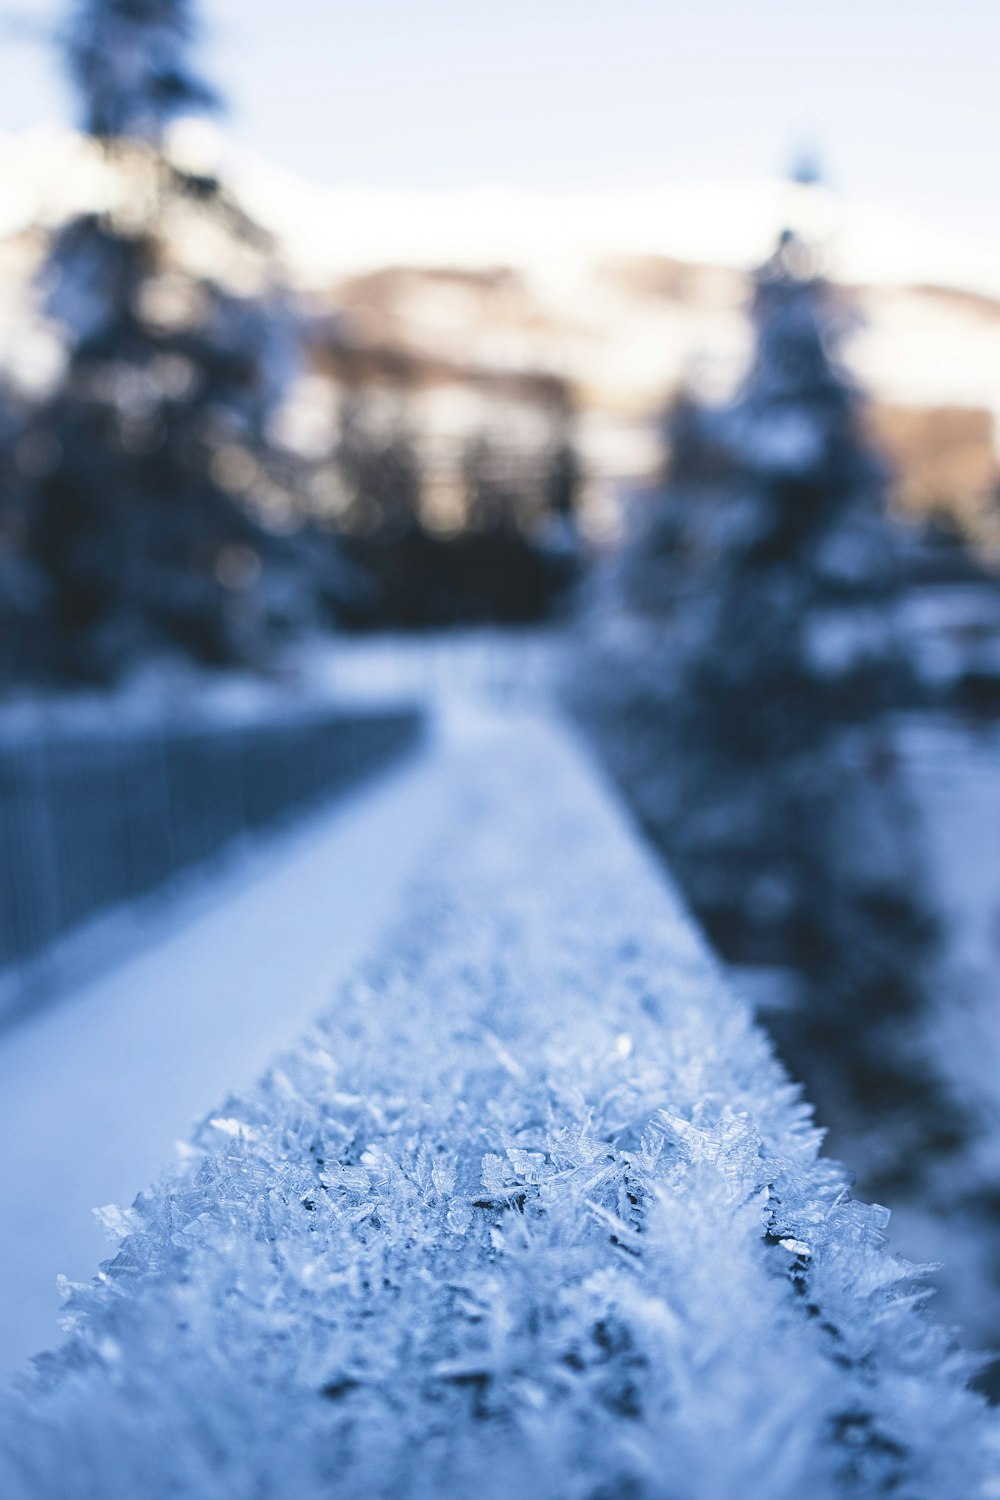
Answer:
[0, 715, 996, 1498]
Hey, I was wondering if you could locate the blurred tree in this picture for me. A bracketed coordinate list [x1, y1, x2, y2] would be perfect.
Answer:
[64, 0, 217, 143]
[573, 226, 947, 1192]
[18, 0, 312, 680]
[0, 385, 53, 681]
[731, 229, 882, 562]
[335, 395, 423, 541]
[461, 434, 518, 533]
[543, 435, 580, 523]
[330, 398, 579, 629]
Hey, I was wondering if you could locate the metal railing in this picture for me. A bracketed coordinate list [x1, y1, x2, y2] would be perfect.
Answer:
[0, 706, 422, 977]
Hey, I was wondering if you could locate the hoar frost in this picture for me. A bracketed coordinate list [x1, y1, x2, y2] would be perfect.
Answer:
[0, 717, 996, 1498]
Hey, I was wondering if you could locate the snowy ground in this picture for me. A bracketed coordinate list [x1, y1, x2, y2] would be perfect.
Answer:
[0, 699, 997, 1497]
[900, 718, 1000, 1126]
[0, 727, 443, 1381]
[0, 628, 564, 737]
[0, 655, 553, 1383]
[887, 716, 1000, 1343]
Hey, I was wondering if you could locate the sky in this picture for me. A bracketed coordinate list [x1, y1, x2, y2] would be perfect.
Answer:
[2, 0, 999, 250]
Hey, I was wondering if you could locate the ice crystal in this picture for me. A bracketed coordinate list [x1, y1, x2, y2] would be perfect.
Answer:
[0, 717, 996, 1498]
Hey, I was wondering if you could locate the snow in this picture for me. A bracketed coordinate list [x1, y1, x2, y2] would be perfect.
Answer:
[0, 732, 442, 1382]
[0, 628, 561, 740]
[0, 706, 996, 1497]
[885, 718, 1000, 1337]
[895, 586, 1000, 695]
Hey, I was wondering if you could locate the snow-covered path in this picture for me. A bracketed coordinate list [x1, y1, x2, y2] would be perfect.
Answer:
[0, 724, 448, 1382]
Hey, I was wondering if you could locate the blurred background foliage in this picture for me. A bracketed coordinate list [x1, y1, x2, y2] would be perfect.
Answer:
[0, 0, 583, 684]
[571, 223, 1000, 1397]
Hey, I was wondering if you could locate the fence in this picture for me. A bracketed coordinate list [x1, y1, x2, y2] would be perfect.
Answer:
[0, 706, 422, 976]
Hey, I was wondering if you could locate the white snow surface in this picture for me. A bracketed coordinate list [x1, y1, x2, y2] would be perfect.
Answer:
[0, 710, 997, 1498]
[0, 732, 440, 1381]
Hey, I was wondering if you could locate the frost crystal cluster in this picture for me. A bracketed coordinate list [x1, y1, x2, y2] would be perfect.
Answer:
[1, 720, 996, 1498]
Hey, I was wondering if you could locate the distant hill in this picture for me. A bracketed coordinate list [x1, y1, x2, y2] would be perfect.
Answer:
[1, 126, 997, 533]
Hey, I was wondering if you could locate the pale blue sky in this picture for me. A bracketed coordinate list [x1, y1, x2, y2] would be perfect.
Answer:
[3, 0, 999, 245]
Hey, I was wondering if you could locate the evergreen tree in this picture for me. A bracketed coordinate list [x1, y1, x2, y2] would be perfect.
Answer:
[335, 396, 424, 541]
[461, 434, 518, 533]
[543, 435, 580, 524]
[729, 230, 884, 569]
[22, 0, 303, 679]
[64, 0, 216, 144]
[330, 399, 578, 628]
[572, 226, 943, 1194]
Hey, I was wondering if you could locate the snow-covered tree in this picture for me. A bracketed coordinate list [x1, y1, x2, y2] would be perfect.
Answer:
[741, 236, 854, 470]
[21, 0, 315, 678]
[64, 0, 216, 144]
[571, 227, 937, 1210]
[728, 230, 887, 568]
